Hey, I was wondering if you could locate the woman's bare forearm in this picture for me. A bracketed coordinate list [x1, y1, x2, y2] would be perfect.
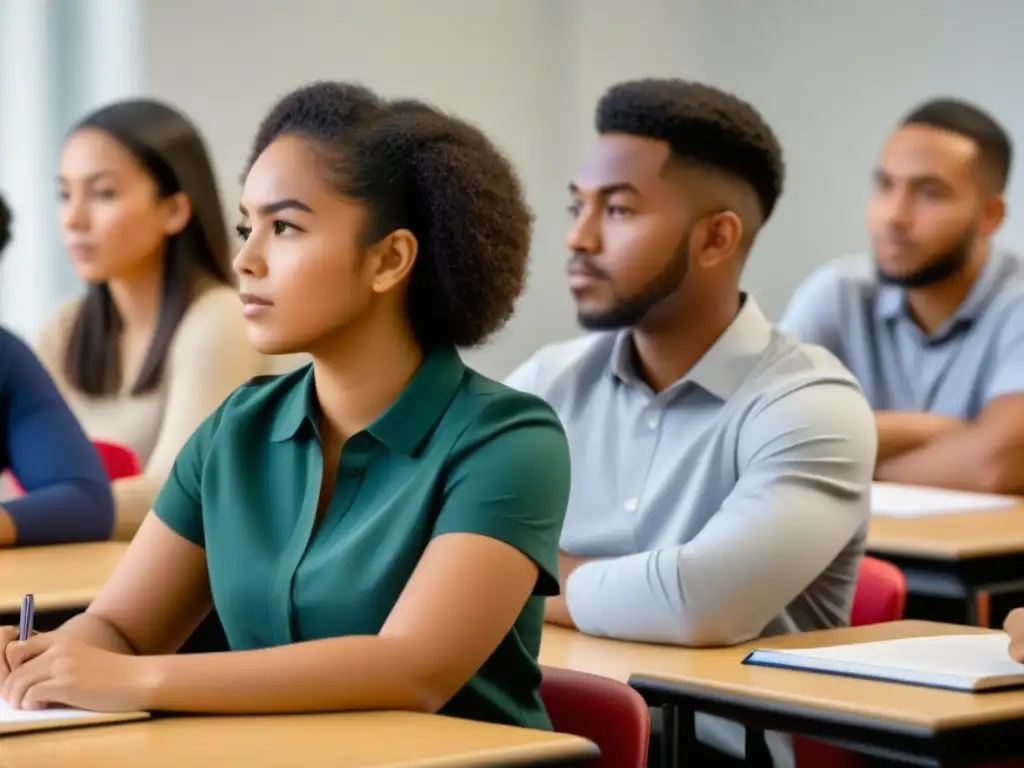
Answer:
[56, 612, 138, 655]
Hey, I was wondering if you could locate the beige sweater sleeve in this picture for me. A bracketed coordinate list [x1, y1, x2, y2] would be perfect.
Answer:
[112, 287, 264, 539]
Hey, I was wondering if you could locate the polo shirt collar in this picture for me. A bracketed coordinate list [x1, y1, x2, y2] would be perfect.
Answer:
[269, 346, 466, 454]
[268, 366, 318, 443]
[610, 293, 774, 401]
[875, 282, 904, 321]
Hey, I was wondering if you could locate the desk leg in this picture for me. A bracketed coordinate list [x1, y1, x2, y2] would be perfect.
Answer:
[744, 728, 772, 767]
[974, 579, 1024, 627]
[974, 590, 990, 628]
[661, 705, 681, 768]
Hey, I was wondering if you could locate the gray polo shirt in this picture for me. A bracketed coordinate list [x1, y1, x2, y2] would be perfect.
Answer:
[779, 249, 1024, 416]
[507, 297, 875, 764]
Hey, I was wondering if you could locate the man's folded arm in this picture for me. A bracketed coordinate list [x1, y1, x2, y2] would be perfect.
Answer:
[565, 381, 877, 645]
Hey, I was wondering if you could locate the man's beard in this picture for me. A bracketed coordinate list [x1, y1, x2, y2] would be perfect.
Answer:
[576, 240, 690, 331]
[876, 226, 975, 288]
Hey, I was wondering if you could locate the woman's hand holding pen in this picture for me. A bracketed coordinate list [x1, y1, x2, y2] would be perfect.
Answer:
[0, 626, 20, 689]
[0, 633, 157, 712]
[0, 594, 34, 691]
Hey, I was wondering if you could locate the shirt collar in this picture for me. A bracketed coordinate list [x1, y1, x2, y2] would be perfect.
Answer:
[875, 281, 904, 321]
[609, 293, 775, 401]
[269, 346, 466, 454]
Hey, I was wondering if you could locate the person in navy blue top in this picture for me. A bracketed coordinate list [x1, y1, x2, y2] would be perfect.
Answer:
[0, 193, 114, 546]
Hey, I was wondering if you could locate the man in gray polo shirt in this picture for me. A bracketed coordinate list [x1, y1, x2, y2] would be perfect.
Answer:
[781, 98, 1024, 494]
[506, 79, 875, 767]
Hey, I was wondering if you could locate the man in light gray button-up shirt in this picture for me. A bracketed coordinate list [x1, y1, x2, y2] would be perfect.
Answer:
[507, 79, 876, 766]
[781, 98, 1024, 494]
[509, 295, 875, 642]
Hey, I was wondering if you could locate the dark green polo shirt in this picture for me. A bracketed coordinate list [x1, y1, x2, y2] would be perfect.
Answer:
[153, 346, 570, 730]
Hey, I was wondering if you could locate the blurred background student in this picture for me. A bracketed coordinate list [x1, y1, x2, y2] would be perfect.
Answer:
[0, 191, 114, 547]
[34, 100, 264, 541]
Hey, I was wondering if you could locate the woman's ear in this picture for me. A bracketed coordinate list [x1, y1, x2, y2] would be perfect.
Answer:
[161, 192, 193, 236]
[368, 228, 419, 294]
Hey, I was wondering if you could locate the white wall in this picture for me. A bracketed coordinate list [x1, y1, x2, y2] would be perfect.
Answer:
[7, 0, 1015, 375]
[0, 1, 59, 339]
[0, 0, 144, 339]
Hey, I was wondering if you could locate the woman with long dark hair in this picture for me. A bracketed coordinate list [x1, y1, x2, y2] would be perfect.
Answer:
[35, 100, 264, 539]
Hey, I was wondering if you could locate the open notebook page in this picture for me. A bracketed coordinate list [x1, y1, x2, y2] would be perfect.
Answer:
[872, 482, 1018, 518]
[0, 697, 148, 734]
[744, 633, 1024, 692]
[0, 698, 110, 724]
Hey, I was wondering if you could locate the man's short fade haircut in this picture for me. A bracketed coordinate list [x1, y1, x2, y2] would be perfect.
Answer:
[596, 78, 785, 222]
[901, 97, 1013, 192]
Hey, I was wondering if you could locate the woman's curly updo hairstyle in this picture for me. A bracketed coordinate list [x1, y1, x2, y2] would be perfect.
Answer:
[247, 81, 533, 349]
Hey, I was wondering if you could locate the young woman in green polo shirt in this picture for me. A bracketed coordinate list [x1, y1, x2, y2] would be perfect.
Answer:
[0, 82, 571, 730]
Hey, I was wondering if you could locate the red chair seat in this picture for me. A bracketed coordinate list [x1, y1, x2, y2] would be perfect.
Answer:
[541, 665, 649, 768]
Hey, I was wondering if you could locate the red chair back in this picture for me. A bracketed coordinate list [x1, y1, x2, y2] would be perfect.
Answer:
[91, 439, 142, 480]
[541, 665, 649, 768]
[9, 439, 141, 493]
[795, 556, 908, 768]
[850, 556, 907, 626]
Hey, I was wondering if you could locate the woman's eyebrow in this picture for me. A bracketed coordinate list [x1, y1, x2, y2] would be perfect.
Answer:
[238, 198, 315, 217]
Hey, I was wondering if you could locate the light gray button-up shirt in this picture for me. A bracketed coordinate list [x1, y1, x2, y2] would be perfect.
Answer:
[506, 296, 876, 646]
[779, 249, 1024, 416]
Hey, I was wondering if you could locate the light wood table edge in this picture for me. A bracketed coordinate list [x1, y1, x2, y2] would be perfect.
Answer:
[407, 716, 599, 768]
[634, 631, 1023, 730]
[627, 672, 939, 737]
[0, 542, 129, 615]
[0, 711, 599, 768]
[868, 504, 1024, 559]
[541, 621, 1024, 732]
[1, 590, 100, 614]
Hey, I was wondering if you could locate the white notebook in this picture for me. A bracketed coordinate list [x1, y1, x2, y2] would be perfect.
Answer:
[871, 482, 1017, 518]
[0, 698, 148, 735]
[743, 633, 1024, 692]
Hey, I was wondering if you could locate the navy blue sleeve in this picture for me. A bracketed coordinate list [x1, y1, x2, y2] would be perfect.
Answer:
[0, 328, 114, 544]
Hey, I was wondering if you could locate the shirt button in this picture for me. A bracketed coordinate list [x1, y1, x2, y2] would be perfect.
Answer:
[623, 498, 638, 513]
[645, 413, 660, 430]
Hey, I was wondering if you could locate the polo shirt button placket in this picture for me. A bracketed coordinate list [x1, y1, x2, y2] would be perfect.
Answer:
[624, 405, 663, 520]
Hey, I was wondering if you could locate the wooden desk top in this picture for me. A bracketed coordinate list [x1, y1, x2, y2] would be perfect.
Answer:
[0, 542, 127, 614]
[541, 621, 1024, 730]
[868, 505, 1024, 559]
[0, 711, 598, 767]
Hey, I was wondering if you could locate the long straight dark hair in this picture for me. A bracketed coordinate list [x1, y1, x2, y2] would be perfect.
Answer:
[64, 99, 232, 396]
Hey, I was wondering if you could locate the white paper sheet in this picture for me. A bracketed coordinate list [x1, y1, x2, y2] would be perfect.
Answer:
[871, 482, 1018, 518]
[0, 698, 103, 725]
